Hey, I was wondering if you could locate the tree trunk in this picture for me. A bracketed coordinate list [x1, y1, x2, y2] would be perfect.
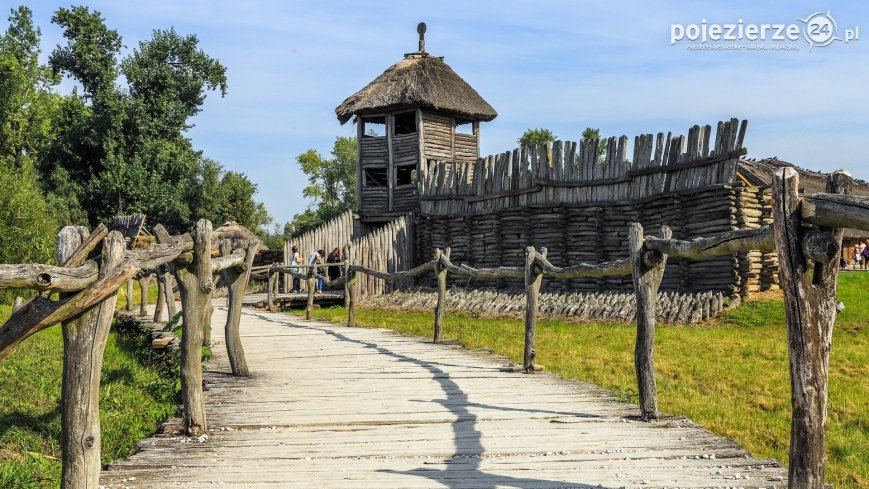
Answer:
[59, 230, 126, 489]
[772, 168, 850, 488]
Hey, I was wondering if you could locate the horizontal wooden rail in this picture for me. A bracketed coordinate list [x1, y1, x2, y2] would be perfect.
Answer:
[0, 261, 99, 292]
[801, 192, 869, 231]
[535, 254, 632, 278]
[644, 226, 775, 258]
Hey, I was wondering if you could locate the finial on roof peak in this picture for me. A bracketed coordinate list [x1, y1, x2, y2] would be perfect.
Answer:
[417, 22, 427, 53]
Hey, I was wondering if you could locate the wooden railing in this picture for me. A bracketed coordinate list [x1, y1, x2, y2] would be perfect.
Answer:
[0, 218, 258, 489]
[265, 168, 866, 488]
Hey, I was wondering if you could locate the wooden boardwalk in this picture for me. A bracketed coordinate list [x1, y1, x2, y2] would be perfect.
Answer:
[100, 303, 788, 488]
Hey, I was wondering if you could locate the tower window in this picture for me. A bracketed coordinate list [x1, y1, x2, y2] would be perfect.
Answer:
[396, 165, 417, 186]
[394, 112, 417, 135]
[361, 116, 386, 137]
[455, 120, 473, 135]
[364, 168, 387, 187]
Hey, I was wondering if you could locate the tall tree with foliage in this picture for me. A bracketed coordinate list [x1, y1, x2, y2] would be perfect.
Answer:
[518, 128, 556, 148]
[0, 6, 61, 264]
[290, 136, 357, 235]
[43, 6, 230, 232]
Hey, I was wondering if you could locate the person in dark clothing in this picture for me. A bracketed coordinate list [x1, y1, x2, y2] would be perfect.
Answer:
[326, 247, 341, 288]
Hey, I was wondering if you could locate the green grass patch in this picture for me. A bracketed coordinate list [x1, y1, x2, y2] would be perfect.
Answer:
[0, 306, 178, 488]
[298, 272, 869, 488]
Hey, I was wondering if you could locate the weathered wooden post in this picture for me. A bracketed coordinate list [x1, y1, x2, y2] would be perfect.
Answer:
[58, 229, 126, 489]
[154, 269, 167, 323]
[171, 219, 213, 436]
[306, 273, 315, 320]
[524, 246, 546, 373]
[125, 279, 134, 312]
[203, 300, 214, 347]
[346, 246, 357, 327]
[137, 275, 149, 316]
[433, 247, 450, 343]
[162, 266, 177, 319]
[267, 267, 277, 312]
[220, 239, 257, 376]
[629, 223, 671, 421]
[343, 244, 351, 308]
[772, 167, 850, 488]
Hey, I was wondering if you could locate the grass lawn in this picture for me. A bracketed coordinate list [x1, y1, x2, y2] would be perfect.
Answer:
[0, 306, 178, 488]
[299, 272, 868, 488]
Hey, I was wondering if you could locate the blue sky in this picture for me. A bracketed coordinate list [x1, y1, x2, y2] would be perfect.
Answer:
[18, 1, 869, 226]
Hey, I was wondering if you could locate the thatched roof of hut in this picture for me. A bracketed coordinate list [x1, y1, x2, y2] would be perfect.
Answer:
[335, 53, 497, 125]
[212, 221, 266, 251]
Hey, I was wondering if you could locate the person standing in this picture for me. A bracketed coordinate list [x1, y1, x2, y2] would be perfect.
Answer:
[289, 245, 302, 293]
[309, 249, 325, 292]
[862, 240, 869, 269]
[326, 247, 342, 289]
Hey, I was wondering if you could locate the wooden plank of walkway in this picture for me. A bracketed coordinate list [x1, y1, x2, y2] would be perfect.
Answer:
[101, 303, 788, 488]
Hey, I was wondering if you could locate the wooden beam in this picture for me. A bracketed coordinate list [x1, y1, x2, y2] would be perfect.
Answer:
[0, 261, 98, 293]
[801, 191, 869, 231]
[644, 227, 775, 258]
[433, 248, 449, 344]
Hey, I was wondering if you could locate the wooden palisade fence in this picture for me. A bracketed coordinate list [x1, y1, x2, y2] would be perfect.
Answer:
[270, 168, 867, 488]
[0, 218, 258, 488]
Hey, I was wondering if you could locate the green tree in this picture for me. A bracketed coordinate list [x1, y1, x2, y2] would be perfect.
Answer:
[44, 6, 229, 232]
[0, 6, 61, 267]
[517, 128, 556, 148]
[291, 136, 357, 235]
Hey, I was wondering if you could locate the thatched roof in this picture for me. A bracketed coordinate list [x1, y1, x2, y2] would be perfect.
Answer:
[738, 158, 869, 196]
[212, 221, 266, 251]
[738, 158, 869, 238]
[335, 53, 497, 125]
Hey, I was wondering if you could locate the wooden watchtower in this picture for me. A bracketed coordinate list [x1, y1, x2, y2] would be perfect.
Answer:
[335, 23, 497, 224]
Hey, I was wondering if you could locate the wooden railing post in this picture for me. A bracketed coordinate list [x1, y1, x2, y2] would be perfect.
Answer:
[125, 279, 134, 312]
[162, 266, 176, 319]
[171, 219, 212, 436]
[137, 275, 149, 316]
[773, 167, 850, 488]
[433, 247, 450, 343]
[343, 245, 351, 308]
[221, 239, 257, 376]
[524, 246, 545, 373]
[629, 223, 671, 421]
[59, 229, 126, 489]
[267, 267, 276, 312]
[306, 274, 315, 320]
[346, 245, 356, 327]
[154, 268, 166, 323]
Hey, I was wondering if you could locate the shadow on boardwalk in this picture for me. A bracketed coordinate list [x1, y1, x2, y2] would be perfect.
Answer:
[260, 313, 609, 489]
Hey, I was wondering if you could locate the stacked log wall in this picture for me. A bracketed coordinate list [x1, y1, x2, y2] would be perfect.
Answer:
[414, 119, 780, 295]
